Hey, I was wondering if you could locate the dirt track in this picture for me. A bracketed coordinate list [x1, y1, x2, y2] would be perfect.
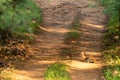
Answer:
[12, 0, 106, 80]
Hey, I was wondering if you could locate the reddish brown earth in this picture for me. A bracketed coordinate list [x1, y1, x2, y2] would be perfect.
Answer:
[8, 0, 106, 80]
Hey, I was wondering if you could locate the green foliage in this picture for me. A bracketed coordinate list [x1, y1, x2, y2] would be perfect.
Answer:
[0, 0, 42, 44]
[45, 62, 71, 80]
[68, 16, 80, 40]
[104, 66, 120, 80]
[103, 47, 120, 65]
[102, 0, 120, 49]
[103, 47, 120, 80]
[68, 31, 80, 40]
[102, 0, 120, 80]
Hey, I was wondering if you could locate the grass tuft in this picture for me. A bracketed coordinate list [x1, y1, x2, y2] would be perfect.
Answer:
[45, 62, 71, 80]
[67, 31, 80, 40]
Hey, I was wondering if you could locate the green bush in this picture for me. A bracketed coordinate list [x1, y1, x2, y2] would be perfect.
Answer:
[102, 0, 120, 49]
[45, 62, 71, 80]
[102, 0, 120, 80]
[104, 66, 120, 80]
[0, 0, 42, 44]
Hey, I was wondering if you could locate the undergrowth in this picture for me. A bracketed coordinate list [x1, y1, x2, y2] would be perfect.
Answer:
[0, 0, 42, 44]
[44, 62, 71, 80]
[101, 0, 120, 80]
[0, 0, 42, 56]
[67, 31, 80, 40]
[0, 0, 42, 79]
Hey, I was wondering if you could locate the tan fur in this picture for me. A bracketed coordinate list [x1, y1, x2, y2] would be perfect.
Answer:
[80, 51, 96, 63]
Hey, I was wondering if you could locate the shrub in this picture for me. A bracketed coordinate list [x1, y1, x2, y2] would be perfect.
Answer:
[45, 62, 71, 80]
[0, 0, 42, 44]
[102, 0, 120, 80]
[102, 0, 120, 49]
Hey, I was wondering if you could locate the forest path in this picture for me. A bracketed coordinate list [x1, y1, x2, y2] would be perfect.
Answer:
[12, 0, 106, 80]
